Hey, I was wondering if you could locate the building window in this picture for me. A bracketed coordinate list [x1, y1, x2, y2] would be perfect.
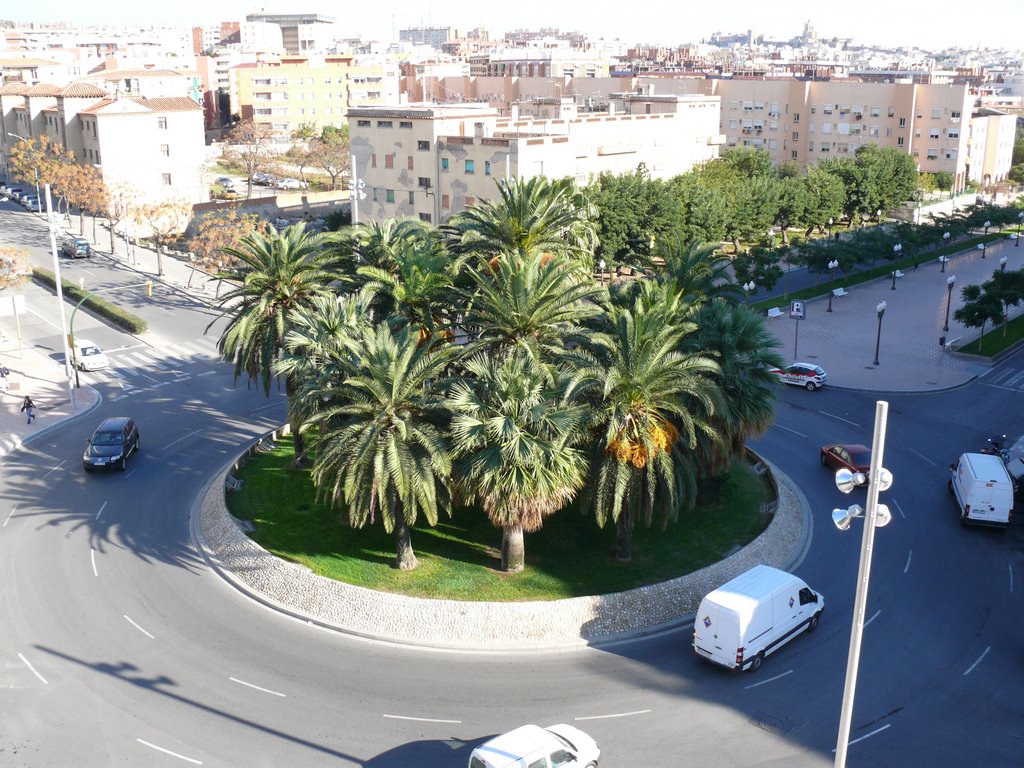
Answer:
[932, 108, 941, 119]
[386, 189, 395, 203]
[419, 213, 432, 222]
[408, 191, 415, 204]
[162, 173, 172, 185]
[484, 161, 491, 175]
[792, 113, 800, 124]
[372, 154, 377, 168]
[929, 129, 940, 139]
[441, 158, 449, 172]
[792, 131, 799, 141]
[417, 140, 430, 150]
[417, 177, 431, 188]
[377, 120, 393, 128]
[791, 150, 798, 160]
[897, 136, 905, 147]
[465, 160, 475, 174]
[158, 117, 167, 129]
[160, 144, 169, 157]
[927, 149, 938, 159]
[898, 117, 906, 127]
[357, 120, 371, 127]
[385, 155, 394, 169]
[408, 155, 414, 170]
[951, 111, 961, 120]
[948, 130, 959, 139]
[465, 196, 475, 207]
[372, 188, 380, 202]
[870, 106, 881, 117]
[400, 121, 413, 129]
[441, 194, 450, 209]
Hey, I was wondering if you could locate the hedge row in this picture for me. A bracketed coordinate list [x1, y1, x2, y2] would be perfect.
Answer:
[32, 268, 148, 334]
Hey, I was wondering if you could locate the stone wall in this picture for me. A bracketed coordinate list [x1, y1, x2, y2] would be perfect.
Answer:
[194, 432, 809, 650]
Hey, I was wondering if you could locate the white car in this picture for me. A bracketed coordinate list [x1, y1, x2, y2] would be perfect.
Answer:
[74, 339, 110, 371]
[769, 362, 827, 390]
[275, 177, 307, 190]
[469, 724, 600, 768]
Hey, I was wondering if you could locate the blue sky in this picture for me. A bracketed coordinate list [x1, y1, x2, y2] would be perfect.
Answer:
[11, 1, 1024, 52]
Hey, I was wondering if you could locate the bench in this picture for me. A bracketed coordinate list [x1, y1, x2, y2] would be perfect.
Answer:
[937, 256, 950, 264]
[767, 307, 784, 319]
[894, 269, 905, 278]
[832, 287, 849, 298]
[225, 475, 244, 491]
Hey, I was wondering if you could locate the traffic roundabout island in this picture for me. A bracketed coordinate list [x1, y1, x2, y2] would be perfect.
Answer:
[191, 430, 811, 650]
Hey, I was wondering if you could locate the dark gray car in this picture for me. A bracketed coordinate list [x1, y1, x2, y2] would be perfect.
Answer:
[83, 416, 140, 472]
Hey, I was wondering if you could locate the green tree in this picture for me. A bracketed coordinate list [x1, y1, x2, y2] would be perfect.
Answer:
[310, 326, 457, 570]
[953, 284, 1004, 353]
[802, 165, 846, 235]
[586, 167, 684, 263]
[449, 352, 588, 572]
[210, 223, 335, 461]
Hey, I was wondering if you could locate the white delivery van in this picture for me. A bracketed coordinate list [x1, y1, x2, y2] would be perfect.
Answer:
[693, 564, 824, 672]
[469, 724, 600, 768]
[948, 452, 1014, 527]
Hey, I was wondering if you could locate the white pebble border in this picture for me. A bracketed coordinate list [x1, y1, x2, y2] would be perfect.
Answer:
[193, 437, 809, 651]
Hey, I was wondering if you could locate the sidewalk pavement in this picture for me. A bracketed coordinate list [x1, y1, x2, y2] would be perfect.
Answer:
[763, 234, 1024, 392]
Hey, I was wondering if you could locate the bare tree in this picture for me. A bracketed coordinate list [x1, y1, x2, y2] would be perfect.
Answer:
[225, 119, 275, 198]
[133, 199, 193, 276]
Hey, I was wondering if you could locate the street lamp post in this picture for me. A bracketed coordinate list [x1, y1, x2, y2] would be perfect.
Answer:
[1017, 212, 1022, 248]
[43, 184, 75, 403]
[767, 228, 775, 256]
[940, 231, 950, 272]
[743, 280, 756, 304]
[943, 274, 956, 333]
[598, 258, 607, 285]
[981, 220, 991, 257]
[826, 259, 839, 312]
[890, 243, 902, 290]
[828, 217, 834, 243]
[872, 301, 887, 366]
[1000, 256, 1008, 272]
[832, 400, 894, 768]
[978, 243, 986, 259]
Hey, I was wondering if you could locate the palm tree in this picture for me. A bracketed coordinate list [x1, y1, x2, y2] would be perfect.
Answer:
[309, 325, 458, 570]
[449, 352, 588, 572]
[446, 176, 599, 265]
[462, 251, 605, 367]
[569, 295, 719, 562]
[210, 223, 336, 460]
[684, 299, 784, 473]
[656, 239, 744, 303]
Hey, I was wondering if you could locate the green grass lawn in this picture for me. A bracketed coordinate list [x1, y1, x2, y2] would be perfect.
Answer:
[957, 313, 1024, 356]
[226, 436, 774, 601]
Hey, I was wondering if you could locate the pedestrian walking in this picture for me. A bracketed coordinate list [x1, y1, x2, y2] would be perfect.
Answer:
[0, 365, 9, 393]
[21, 395, 36, 424]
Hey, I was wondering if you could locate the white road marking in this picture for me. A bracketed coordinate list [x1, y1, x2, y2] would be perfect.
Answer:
[832, 723, 891, 751]
[908, 448, 936, 466]
[979, 381, 1023, 393]
[123, 615, 155, 639]
[251, 401, 283, 413]
[775, 424, 807, 438]
[573, 709, 652, 721]
[818, 411, 860, 427]
[95, 501, 107, 520]
[903, 550, 912, 574]
[892, 499, 906, 519]
[963, 646, 991, 676]
[124, 469, 137, 479]
[17, 653, 48, 685]
[382, 714, 462, 724]
[163, 429, 204, 452]
[229, 677, 286, 697]
[91, 548, 98, 577]
[864, 609, 881, 627]
[136, 739, 202, 765]
[744, 669, 794, 689]
[151, 381, 172, 389]
[3, 505, 16, 527]
[197, 370, 216, 377]
[43, 460, 66, 479]
[1009, 563, 1014, 593]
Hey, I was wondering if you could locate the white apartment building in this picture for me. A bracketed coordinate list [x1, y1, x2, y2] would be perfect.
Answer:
[347, 98, 723, 225]
[967, 109, 1018, 186]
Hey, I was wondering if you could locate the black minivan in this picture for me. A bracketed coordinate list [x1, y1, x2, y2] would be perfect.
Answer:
[83, 416, 140, 472]
[62, 237, 91, 258]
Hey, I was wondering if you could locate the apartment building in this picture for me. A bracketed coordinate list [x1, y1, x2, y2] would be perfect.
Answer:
[967, 109, 1018, 186]
[232, 55, 400, 140]
[0, 82, 205, 205]
[244, 13, 336, 55]
[347, 97, 723, 225]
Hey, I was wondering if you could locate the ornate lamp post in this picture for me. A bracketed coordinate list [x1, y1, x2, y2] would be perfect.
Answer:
[890, 243, 902, 290]
[743, 280, 756, 304]
[828, 217, 834, 243]
[872, 301, 887, 366]
[943, 275, 956, 333]
[1016, 212, 1022, 248]
[940, 231, 951, 272]
[1000, 256, 1008, 272]
[981, 219, 991, 258]
[826, 259, 839, 312]
[598, 258, 607, 285]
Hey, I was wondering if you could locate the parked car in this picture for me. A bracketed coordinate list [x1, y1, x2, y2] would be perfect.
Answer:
[769, 362, 827, 390]
[20, 195, 40, 210]
[469, 724, 600, 768]
[820, 443, 872, 475]
[253, 172, 275, 186]
[83, 416, 140, 472]
[74, 338, 109, 371]
[62, 237, 92, 258]
[275, 177, 307, 190]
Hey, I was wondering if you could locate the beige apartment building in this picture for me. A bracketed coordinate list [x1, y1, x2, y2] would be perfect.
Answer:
[347, 98, 723, 225]
[232, 55, 400, 140]
[0, 81, 205, 205]
[967, 108, 1018, 187]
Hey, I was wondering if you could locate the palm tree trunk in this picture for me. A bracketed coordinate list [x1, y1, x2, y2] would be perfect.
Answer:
[615, 507, 634, 562]
[501, 526, 525, 572]
[394, 514, 417, 570]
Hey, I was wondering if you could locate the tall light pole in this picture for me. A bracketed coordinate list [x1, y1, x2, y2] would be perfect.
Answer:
[44, 184, 74, 403]
[826, 259, 839, 312]
[828, 217, 834, 243]
[943, 274, 956, 333]
[981, 219, 991, 257]
[1000, 256, 1008, 272]
[598, 258, 607, 285]
[743, 280, 756, 304]
[1016, 212, 1022, 248]
[832, 400, 894, 768]
[890, 243, 902, 290]
[6, 132, 42, 213]
[872, 300, 887, 366]
[940, 231, 950, 272]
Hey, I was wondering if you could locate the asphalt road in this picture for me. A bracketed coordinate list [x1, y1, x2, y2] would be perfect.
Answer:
[2, 200, 1022, 766]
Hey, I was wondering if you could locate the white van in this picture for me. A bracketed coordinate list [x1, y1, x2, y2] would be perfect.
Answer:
[948, 452, 1014, 527]
[469, 724, 600, 768]
[693, 564, 824, 672]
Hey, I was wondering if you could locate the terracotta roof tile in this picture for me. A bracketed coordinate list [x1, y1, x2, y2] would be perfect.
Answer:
[135, 96, 203, 112]
[0, 82, 30, 95]
[60, 82, 108, 98]
[25, 83, 62, 96]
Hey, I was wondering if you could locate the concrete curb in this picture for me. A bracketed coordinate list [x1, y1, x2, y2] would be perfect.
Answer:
[191, 436, 811, 652]
[0, 385, 103, 461]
